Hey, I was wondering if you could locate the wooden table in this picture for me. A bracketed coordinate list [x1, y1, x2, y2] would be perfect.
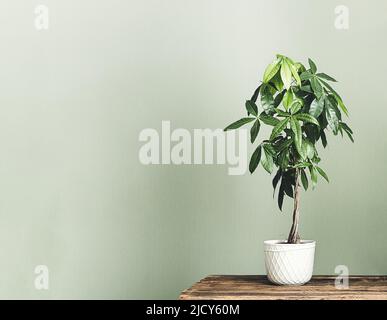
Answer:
[179, 275, 387, 300]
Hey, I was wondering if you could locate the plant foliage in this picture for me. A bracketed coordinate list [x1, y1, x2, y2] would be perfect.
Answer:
[224, 54, 353, 211]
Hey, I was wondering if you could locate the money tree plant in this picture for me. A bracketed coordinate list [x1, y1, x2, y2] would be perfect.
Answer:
[224, 54, 353, 244]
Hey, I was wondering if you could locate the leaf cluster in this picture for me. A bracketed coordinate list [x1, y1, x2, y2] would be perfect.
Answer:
[224, 54, 353, 210]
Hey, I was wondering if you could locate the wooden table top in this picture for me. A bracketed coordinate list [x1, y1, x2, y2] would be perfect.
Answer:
[179, 275, 387, 300]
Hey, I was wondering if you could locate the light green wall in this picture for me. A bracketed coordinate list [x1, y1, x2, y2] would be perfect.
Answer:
[0, 0, 386, 299]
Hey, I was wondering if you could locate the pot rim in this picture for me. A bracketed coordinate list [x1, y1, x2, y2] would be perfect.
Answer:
[264, 239, 316, 251]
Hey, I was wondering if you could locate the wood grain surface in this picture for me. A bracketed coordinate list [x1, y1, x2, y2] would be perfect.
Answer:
[179, 275, 387, 300]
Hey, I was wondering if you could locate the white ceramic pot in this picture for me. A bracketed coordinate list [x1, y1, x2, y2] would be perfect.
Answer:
[264, 240, 316, 285]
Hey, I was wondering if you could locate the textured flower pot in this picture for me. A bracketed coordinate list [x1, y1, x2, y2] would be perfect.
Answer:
[264, 240, 316, 285]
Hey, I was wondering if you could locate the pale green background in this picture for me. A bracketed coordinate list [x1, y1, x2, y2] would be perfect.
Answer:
[0, 0, 386, 299]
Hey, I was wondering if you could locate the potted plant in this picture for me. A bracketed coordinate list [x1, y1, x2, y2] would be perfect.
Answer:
[224, 54, 353, 285]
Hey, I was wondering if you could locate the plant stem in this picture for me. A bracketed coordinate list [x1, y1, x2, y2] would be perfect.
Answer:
[287, 168, 301, 244]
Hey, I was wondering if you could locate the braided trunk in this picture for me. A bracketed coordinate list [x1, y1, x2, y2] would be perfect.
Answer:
[287, 168, 301, 244]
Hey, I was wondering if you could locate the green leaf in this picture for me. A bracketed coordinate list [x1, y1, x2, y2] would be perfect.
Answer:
[300, 85, 313, 93]
[319, 78, 339, 97]
[303, 139, 315, 159]
[272, 169, 282, 197]
[245, 100, 258, 116]
[340, 122, 353, 134]
[264, 143, 276, 156]
[304, 123, 320, 143]
[287, 60, 301, 86]
[310, 76, 323, 98]
[280, 59, 293, 90]
[294, 161, 311, 168]
[308, 58, 317, 73]
[274, 90, 285, 107]
[261, 85, 275, 113]
[250, 119, 261, 143]
[309, 98, 324, 118]
[326, 95, 342, 120]
[320, 130, 327, 148]
[294, 62, 306, 73]
[337, 99, 349, 117]
[290, 117, 303, 158]
[282, 177, 294, 198]
[259, 112, 280, 126]
[284, 55, 295, 64]
[295, 113, 320, 127]
[316, 73, 337, 82]
[300, 169, 308, 190]
[250, 84, 262, 102]
[261, 145, 274, 174]
[340, 122, 354, 142]
[263, 59, 281, 83]
[309, 166, 318, 188]
[266, 83, 278, 95]
[319, 79, 349, 116]
[316, 166, 329, 182]
[344, 130, 354, 142]
[325, 100, 339, 134]
[338, 125, 343, 137]
[278, 150, 289, 170]
[275, 108, 290, 117]
[249, 145, 262, 174]
[275, 138, 293, 153]
[278, 183, 285, 211]
[270, 72, 284, 92]
[224, 117, 255, 131]
[300, 71, 313, 81]
[270, 118, 289, 140]
[282, 90, 293, 110]
[290, 100, 302, 114]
